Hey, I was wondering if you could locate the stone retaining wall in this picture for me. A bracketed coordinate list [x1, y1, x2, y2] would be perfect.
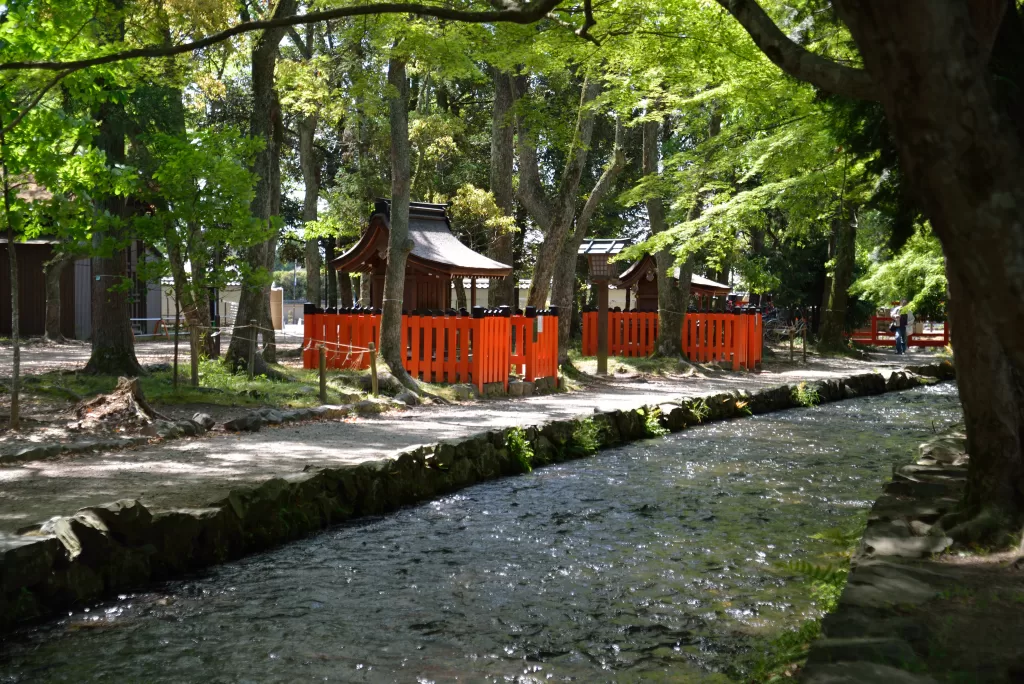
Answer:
[0, 362, 955, 635]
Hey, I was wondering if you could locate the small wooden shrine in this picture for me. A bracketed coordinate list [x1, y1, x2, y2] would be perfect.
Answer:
[330, 199, 512, 311]
[617, 253, 731, 311]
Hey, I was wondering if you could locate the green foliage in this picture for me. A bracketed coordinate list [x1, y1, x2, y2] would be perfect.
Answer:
[749, 619, 822, 683]
[568, 418, 602, 457]
[853, 228, 947, 320]
[639, 407, 668, 437]
[793, 382, 820, 408]
[505, 427, 535, 474]
[273, 269, 307, 301]
[689, 398, 711, 423]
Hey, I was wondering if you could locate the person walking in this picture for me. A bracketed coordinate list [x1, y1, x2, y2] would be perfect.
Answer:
[890, 301, 903, 354]
[891, 299, 914, 354]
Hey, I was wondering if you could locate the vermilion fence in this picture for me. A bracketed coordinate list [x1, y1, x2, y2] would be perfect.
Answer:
[509, 313, 559, 385]
[582, 310, 763, 370]
[303, 308, 558, 392]
[849, 316, 950, 348]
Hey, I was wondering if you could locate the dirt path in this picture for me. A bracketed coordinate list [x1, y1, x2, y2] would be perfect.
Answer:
[0, 350, 933, 551]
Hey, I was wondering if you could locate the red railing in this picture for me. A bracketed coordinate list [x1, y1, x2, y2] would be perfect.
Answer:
[509, 313, 559, 385]
[304, 309, 558, 392]
[848, 316, 950, 347]
[582, 310, 762, 370]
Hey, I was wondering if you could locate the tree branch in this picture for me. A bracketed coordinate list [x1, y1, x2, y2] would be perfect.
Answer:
[714, 0, 878, 101]
[513, 75, 555, 232]
[574, 114, 624, 235]
[0, 0, 567, 72]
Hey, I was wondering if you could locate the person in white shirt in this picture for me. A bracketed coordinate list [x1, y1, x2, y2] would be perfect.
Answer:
[891, 299, 914, 354]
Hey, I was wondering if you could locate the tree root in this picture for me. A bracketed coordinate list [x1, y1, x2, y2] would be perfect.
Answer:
[72, 376, 169, 431]
[937, 506, 1024, 550]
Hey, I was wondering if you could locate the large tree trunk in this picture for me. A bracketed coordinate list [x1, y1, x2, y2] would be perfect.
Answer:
[324, 238, 338, 309]
[299, 112, 322, 308]
[831, 1, 1024, 534]
[84, 121, 143, 376]
[1, 132, 20, 429]
[84, 0, 143, 377]
[338, 272, 353, 308]
[358, 273, 370, 307]
[818, 213, 857, 351]
[223, 0, 296, 370]
[488, 69, 516, 307]
[644, 119, 692, 357]
[379, 55, 418, 391]
[549, 117, 626, 364]
[43, 251, 72, 343]
[519, 78, 602, 308]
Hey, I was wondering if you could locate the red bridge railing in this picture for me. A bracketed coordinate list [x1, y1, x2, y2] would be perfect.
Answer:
[848, 315, 949, 348]
[582, 310, 762, 370]
[303, 307, 558, 392]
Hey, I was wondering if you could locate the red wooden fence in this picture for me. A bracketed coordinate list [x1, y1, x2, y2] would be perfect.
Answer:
[582, 311, 762, 370]
[848, 316, 949, 348]
[509, 314, 559, 385]
[304, 310, 557, 392]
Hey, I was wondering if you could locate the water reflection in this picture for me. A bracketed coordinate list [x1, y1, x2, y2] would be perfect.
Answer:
[1, 384, 961, 682]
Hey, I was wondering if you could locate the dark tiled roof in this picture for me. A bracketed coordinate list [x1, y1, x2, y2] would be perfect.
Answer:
[331, 199, 512, 277]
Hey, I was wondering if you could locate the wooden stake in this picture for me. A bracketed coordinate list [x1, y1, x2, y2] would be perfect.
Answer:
[789, 326, 794, 362]
[318, 343, 327, 404]
[597, 279, 609, 375]
[190, 323, 200, 387]
[368, 341, 379, 396]
[248, 318, 257, 380]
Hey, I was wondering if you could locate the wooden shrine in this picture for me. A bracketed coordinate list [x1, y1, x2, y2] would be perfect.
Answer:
[617, 253, 732, 311]
[330, 199, 512, 311]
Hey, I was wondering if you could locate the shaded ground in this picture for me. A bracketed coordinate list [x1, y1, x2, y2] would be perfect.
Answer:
[802, 429, 1024, 684]
[0, 347, 935, 554]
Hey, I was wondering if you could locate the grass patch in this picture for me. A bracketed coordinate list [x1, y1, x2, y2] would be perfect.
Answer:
[567, 417, 602, 457]
[793, 382, 820, 408]
[22, 359, 368, 410]
[639, 406, 668, 437]
[505, 427, 534, 473]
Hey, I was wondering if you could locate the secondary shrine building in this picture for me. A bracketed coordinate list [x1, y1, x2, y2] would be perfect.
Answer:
[330, 199, 512, 311]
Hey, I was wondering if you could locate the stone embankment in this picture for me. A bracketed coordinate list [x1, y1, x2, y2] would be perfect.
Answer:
[802, 384, 1024, 684]
[0, 363, 954, 635]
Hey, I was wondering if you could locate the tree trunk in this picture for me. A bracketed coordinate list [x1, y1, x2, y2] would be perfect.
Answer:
[188, 252, 215, 357]
[520, 78, 602, 308]
[43, 251, 72, 343]
[818, 213, 857, 351]
[223, 0, 296, 370]
[549, 117, 626, 364]
[944, 266, 1024, 541]
[358, 273, 370, 307]
[831, 1, 1024, 534]
[2, 134, 20, 429]
[454, 279, 467, 310]
[325, 238, 338, 309]
[83, 0, 142, 377]
[338, 272, 354, 308]
[644, 119, 692, 357]
[488, 69, 516, 307]
[380, 55, 418, 391]
[299, 112, 322, 308]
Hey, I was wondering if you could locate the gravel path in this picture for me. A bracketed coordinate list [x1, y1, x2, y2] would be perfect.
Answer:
[0, 350, 932, 550]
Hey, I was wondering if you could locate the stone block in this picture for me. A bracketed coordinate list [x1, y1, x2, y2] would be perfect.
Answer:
[223, 414, 263, 432]
[481, 382, 505, 398]
[192, 412, 216, 430]
[395, 390, 421, 406]
[806, 637, 924, 670]
[452, 383, 480, 401]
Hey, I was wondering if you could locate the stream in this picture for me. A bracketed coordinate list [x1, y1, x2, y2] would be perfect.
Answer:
[0, 383, 962, 682]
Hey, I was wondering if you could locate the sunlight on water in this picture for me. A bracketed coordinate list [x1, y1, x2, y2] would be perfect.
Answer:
[1, 384, 962, 683]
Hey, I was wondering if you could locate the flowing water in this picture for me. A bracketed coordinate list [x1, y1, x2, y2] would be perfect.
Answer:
[1, 384, 962, 683]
